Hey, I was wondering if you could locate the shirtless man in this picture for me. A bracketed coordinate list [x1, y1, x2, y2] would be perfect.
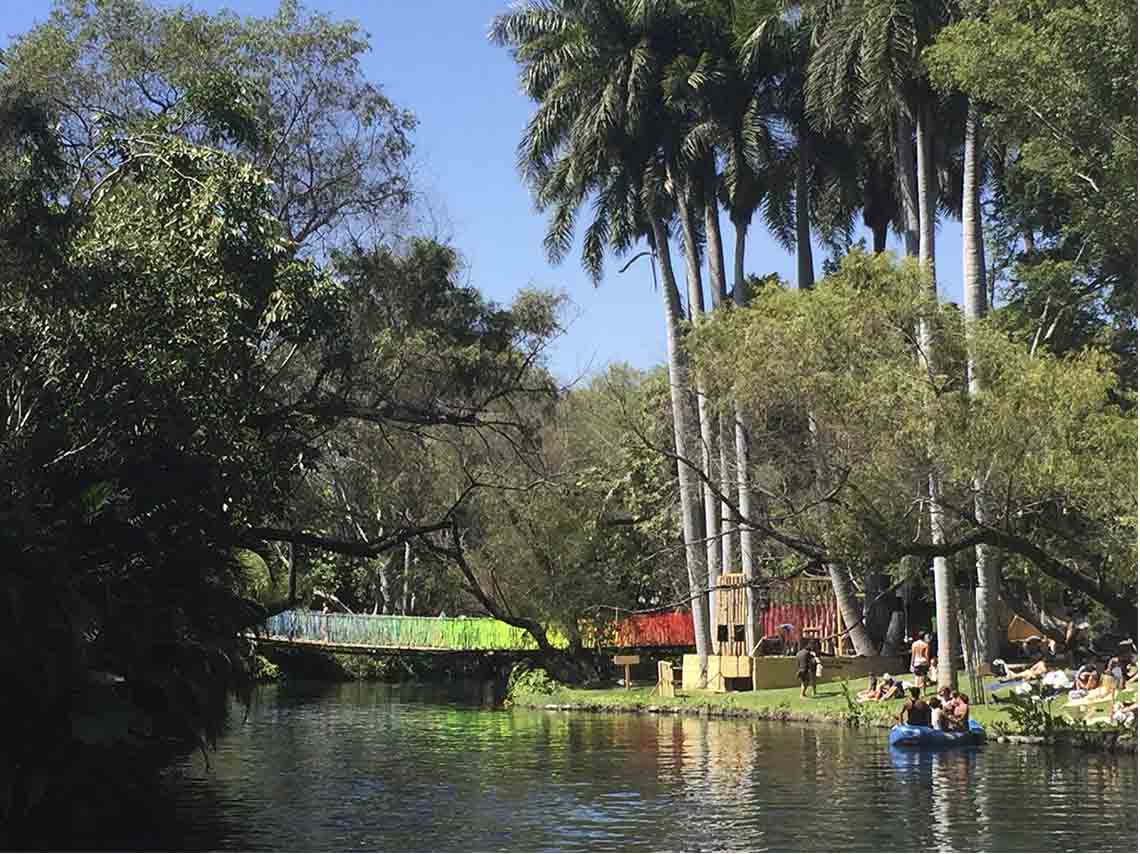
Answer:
[911, 633, 932, 693]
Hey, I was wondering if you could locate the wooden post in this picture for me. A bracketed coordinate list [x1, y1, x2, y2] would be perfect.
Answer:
[614, 655, 640, 690]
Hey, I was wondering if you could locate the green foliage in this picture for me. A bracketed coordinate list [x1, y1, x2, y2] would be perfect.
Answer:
[3, 0, 417, 249]
[926, 0, 1137, 389]
[838, 680, 871, 728]
[690, 250, 1137, 621]
[505, 664, 563, 704]
[250, 654, 282, 682]
[1000, 691, 1071, 736]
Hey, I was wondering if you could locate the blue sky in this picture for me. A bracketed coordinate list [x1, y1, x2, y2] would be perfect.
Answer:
[3, 0, 967, 384]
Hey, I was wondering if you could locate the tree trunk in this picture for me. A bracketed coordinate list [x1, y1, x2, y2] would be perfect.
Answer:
[872, 224, 888, 254]
[795, 130, 816, 289]
[675, 179, 721, 621]
[894, 114, 920, 258]
[651, 214, 712, 682]
[915, 103, 936, 282]
[863, 568, 892, 648]
[703, 180, 737, 575]
[378, 555, 392, 615]
[402, 541, 413, 616]
[961, 100, 1000, 664]
[916, 101, 957, 690]
[287, 542, 297, 607]
[928, 471, 959, 691]
[829, 563, 877, 656]
[881, 610, 905, 656]
[730, 218, 760, 649]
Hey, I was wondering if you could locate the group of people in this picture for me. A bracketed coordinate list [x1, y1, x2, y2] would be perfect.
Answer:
[900, 686, 973, 732]
[855, 677, 974, 732]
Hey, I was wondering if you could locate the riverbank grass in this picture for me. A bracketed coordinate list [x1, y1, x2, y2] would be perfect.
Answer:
[513, 670, 1136, 734]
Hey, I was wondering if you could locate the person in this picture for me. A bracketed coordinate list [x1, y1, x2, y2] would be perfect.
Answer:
[900, 686, 933, 727]
[1106, 655, 1125, 688]
[946, 691, 970, 732]
[929, 697, 945, 730]
[1075, 660, 1101, 692]
[998, 657, 1049, 680]
[910, 633, 931, 692]
[796, 639, 816, 698]
[878, 675, 903, 701]
[856, 676, 880, 702]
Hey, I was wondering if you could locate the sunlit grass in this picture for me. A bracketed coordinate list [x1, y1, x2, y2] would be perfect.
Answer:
[516, 669, 1137, 733]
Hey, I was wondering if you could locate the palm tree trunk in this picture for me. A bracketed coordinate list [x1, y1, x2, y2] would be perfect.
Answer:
[795, 130, 816, 289]
[829, 563, 876, 656]
[962, 100, 999, 663]
[915, 100, 957, 689]
[703, 177, 737, 575]
[872, 224, 888, 254]
[731, 220, 758, 648]
[675, 180, 722, 622]
[650, 215, 712, 680]
[894, 114, 920, 257]
[915, 104, 936, 279]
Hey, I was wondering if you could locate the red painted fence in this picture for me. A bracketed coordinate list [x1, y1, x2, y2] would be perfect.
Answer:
[591, 603, 838, 649]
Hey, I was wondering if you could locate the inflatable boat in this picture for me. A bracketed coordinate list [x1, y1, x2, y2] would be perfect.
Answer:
[888, 719, 986, 749]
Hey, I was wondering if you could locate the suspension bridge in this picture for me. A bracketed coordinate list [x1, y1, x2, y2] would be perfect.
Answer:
[253, 581, 838, 655]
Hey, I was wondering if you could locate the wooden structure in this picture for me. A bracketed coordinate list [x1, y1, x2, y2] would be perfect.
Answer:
[680, 574, 756, 693]
[655, 660, 678, 698]
[715, 573, 750, 657]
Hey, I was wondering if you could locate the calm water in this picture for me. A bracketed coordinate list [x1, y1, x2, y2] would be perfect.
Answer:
[88, 682, 1138, 851]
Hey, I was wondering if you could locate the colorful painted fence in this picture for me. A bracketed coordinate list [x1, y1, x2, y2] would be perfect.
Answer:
[262, 610, 569, 651]
[261, 592, 838, 653]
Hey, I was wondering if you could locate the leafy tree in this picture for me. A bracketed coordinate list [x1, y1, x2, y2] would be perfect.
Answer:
[689, 251, 1137, 640]
[926, 0, 1137, 390]
[2, 0, 417, 253]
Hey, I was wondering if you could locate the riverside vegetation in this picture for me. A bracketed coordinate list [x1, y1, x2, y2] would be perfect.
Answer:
[0, 0, 1134, 838]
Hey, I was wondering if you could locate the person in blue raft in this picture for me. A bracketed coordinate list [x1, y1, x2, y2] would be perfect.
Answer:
[890, 686, 985, 748]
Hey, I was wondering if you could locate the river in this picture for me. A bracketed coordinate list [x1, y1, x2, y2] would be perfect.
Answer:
[80, 682, 1138, 851]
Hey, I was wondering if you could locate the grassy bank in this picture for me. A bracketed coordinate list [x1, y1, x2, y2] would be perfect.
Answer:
[509, 669, 1137, 739]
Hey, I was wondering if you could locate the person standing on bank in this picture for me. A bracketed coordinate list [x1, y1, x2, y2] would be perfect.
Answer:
[796, 638, 817, 698]
[911, 633, 932, 693]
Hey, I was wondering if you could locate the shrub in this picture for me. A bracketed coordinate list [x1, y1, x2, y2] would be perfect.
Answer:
[505, 664, 562, 704]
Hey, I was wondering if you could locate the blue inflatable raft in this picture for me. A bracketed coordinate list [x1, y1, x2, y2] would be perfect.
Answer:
[888, 719, 986, 749]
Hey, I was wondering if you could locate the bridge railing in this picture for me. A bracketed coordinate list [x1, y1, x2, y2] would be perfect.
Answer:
[261, 610, 569, 651]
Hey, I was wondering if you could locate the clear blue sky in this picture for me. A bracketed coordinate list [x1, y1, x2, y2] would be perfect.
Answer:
[3, 0, 967, 384]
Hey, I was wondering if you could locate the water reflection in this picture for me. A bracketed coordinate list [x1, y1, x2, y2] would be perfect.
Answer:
[76, 684, 1140, 852]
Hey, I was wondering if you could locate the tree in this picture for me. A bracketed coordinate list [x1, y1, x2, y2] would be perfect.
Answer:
[689, 251, 1137, 643]
[490, 0, 716, 677]
[2, 0, 417, 253]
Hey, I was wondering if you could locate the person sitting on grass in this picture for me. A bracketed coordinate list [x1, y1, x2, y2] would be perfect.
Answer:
[877, 675, 903, 701]
[1075, 660, 1101, 692]
[856, 676, 881, 702]
[900, 686, 933, 727]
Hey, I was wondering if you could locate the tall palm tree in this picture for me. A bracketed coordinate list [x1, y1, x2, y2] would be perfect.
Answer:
[490, 0, 716, 677]
[960, 99, 999, 661]
[804, 0, 965, 683]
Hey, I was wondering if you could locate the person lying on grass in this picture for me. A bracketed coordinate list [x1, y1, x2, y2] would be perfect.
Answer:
[996, 657, 1049, 680]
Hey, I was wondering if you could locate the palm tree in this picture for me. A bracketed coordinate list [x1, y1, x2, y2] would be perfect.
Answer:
[490, 0, 716, 678]
[960, 99, 999, 661]
[804, 0, 965, 682]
